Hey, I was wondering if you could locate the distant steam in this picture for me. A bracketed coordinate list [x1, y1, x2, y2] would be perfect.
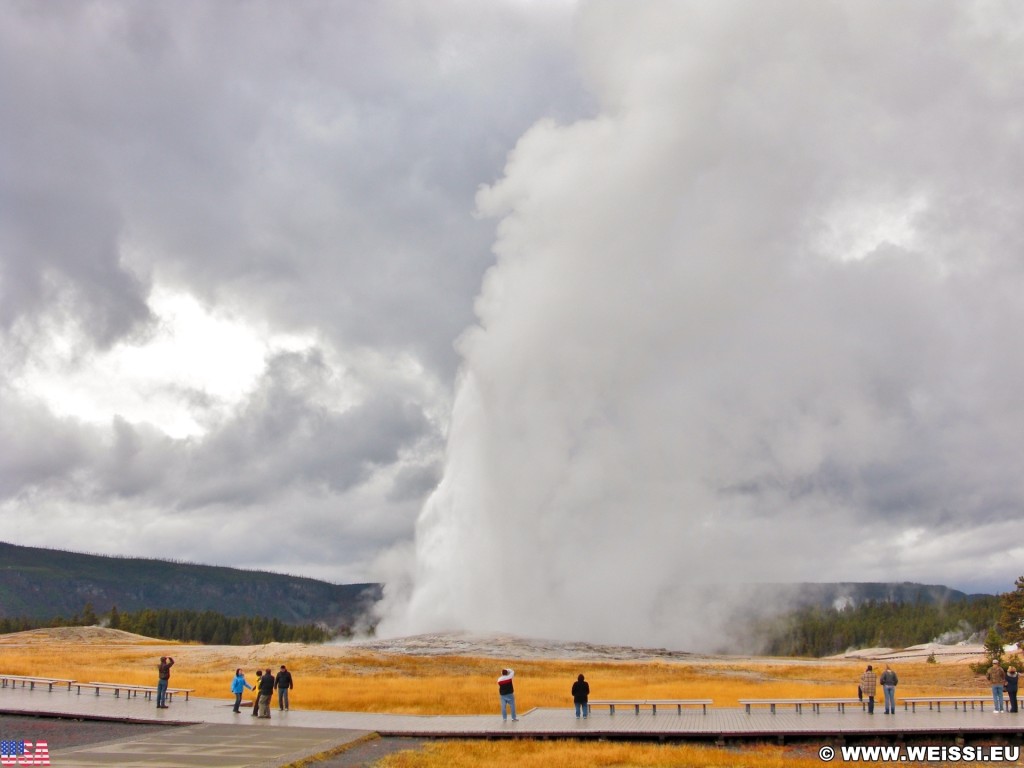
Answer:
[377, 2, 1024, 649]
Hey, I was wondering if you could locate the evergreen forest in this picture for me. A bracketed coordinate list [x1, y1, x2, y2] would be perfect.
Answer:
[755, 596, 1001, 656]
[0, 604, 331, 644]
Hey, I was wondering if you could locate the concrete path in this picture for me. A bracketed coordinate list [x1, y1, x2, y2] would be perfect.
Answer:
[50, 723, 374, 768]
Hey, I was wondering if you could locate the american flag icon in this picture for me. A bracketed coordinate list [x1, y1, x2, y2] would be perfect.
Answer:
[0, 740, 50, 765]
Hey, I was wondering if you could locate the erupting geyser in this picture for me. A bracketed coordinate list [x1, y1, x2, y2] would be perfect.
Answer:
[377, 1, 1024, 649]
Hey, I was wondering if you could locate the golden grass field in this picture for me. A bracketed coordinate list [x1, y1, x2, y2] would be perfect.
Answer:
[0, 627, 996, 768]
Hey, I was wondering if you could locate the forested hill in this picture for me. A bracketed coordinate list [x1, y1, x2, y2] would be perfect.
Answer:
[0, 541, 381, 631]
[748, 581, 992, 610]
[745, 583, 1001, 656]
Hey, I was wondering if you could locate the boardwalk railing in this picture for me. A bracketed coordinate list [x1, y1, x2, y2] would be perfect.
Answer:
[76, 682, 195, 701]
[902, 696, 990, 712]
[0, 674, 76, 692]
[740, 698, 868, 714]
[588, 699, 713, 715]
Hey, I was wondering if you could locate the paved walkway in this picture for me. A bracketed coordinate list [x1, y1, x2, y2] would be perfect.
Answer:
[3, 685, 1024, 767]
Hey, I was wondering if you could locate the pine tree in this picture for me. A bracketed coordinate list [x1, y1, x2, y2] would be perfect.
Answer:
[998, 576, 1024, 648]
[975, 627, 1006, 674]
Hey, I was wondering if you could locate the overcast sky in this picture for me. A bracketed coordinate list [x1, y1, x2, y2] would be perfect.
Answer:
[4, 1, 1024, 645]
[1, 0, 585, 582]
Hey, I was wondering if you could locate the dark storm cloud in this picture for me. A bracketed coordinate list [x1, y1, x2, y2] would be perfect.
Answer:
[0, 0, 585, 576]
[172, 350, 436, 508]
[0, 388, 93, 497]
[1, 349, 433, 509]
[1, 0, 588, 372]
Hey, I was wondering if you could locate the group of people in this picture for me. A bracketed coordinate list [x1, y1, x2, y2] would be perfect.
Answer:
[154, 656, 295, 717]
[510, 661, 1023, 721]
[985, 659, 1020, 714]
[160, 656, 1024, 721]
[495, 668, 591, 721]
[859, 660, 1021, 715]
[857, 664, 899, 714]
[231, 665, 295, 717]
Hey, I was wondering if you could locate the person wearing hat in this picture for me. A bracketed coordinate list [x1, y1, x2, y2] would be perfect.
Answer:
[988, 659, 1008, 713]
[497, 668, 517, 722]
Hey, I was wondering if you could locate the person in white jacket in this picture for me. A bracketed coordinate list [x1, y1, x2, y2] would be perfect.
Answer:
[497, 668, 517, 722]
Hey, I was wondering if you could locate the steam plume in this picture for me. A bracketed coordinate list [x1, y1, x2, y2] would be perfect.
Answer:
[378, 1, 1024, 648]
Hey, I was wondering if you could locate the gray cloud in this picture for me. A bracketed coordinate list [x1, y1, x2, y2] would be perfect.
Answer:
[2, 0, 587, 373]
[6, 0, 1020, 647]
[0, 0, 584, 579]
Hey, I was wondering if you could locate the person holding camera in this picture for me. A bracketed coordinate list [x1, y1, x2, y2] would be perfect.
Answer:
[156, 656, 175, 709]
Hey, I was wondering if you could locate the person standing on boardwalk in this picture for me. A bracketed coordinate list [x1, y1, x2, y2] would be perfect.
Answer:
[859, 665, 877, 715]
[231, 669, 253, 713]
[1006, 666, 1019, 713]
[879, 665, 898, 715]
[251, 670, 263, 716]
[257, 668, 275, 718]
[275, 665, 294, 711]
[988, 659, 1007, 713]
[497, 668, 517, 722]
[156, 656, 174, 709]
[572, 674, 590, 719]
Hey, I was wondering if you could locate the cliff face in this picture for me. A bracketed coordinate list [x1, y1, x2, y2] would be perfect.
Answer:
[0, 541, 381, 630]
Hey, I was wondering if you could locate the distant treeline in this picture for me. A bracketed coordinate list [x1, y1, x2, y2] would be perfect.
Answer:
[0, 603, 331, 644]
[756, 596, 1001, 657]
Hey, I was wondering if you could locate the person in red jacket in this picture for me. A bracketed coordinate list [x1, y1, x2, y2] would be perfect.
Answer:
[497, 668, 517, 722]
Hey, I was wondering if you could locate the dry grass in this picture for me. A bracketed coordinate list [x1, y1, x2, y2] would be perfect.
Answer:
[0, 630, 982, 715]
[1, 629, 979, 767]
[374, 740, 875, 768]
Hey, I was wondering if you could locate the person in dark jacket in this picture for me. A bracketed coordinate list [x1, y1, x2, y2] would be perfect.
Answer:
[257, 668, 275, 718]
[1006, 666, 1019, 714]
[497, 668, 517, 722]
[275, 665, 294, 711]
[880, 665, 898, 714]
[572, 674, 590, 719]
[156, 656, 174, 709]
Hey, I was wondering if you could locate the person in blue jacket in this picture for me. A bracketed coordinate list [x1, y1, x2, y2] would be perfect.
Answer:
[230, 668, 253, 713]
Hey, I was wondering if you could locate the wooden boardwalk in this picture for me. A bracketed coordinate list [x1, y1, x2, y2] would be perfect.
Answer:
[3, 682, 1024, 766]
